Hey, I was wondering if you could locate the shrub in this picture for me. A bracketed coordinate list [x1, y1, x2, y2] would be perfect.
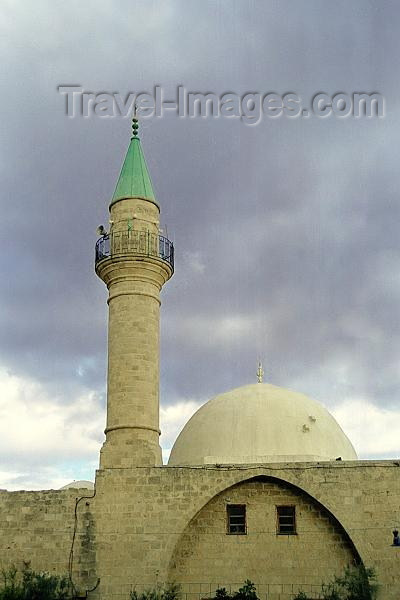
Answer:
[234, 580, 259, 600]
[293, 565, 378, 600]
[330, 565, 378, 600]
[130, 583, 180, 600]
[212, 581, 259, 600]
[214, 589, 230, 600]
[0, 566, 70, 600]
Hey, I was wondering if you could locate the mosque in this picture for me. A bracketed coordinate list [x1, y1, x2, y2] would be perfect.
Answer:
[0, 119, 399, 600]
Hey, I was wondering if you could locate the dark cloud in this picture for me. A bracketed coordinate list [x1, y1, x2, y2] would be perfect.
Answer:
[1, 0, 399, 473]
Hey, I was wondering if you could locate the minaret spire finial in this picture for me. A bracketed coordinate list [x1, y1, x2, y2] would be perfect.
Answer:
[257, 361, 264, 384]
[132, 104, 139, 139]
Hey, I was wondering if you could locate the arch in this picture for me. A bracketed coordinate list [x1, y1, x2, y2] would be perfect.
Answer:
[167, 469, 364, 587]
[168, 466, 365, 561]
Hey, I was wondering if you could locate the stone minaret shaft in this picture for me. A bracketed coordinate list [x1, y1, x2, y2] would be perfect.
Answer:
[95, 119, 173, 467]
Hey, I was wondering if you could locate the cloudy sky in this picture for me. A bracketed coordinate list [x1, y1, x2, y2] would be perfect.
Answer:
[1, 0, 399, 490]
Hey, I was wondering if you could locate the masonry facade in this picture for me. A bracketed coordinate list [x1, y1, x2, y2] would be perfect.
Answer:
[1, 461, 399, 599]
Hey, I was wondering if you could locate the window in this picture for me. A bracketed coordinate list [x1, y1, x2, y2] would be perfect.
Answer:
[227, 504, 246, 534]
[276, 505, 296, 534]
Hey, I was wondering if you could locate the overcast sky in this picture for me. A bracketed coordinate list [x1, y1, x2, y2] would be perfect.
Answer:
[1, 0, 399, 490]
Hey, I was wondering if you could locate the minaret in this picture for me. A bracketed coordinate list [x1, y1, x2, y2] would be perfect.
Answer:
[95, 117, 174, 467]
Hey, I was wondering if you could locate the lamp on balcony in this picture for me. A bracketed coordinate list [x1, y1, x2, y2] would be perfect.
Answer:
[392, 529, 400, 546]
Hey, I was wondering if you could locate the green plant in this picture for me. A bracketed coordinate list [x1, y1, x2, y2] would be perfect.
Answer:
[234, 580, 259, 600]
[331, 565, 378, 600]
[320, 582, 342, 600]
[293, 565, 378, 600]
[130, 583, 180, 600]
[1, 566, 19, 600]
[0, 566, 70, 600]
[211, 581, 259, 600]
[215, 589, 230, 600]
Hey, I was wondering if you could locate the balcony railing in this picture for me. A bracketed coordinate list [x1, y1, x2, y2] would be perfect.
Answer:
[95, 231, 174, 271]
[130, 582, 326, 600]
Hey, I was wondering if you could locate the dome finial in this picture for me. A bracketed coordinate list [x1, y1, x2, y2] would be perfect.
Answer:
[132, 104, 139, 139]
[257, 361, 264, 383]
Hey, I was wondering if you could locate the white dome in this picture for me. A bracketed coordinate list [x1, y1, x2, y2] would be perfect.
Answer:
[168, 383, 357, 465]
[60, 480, 94, 490]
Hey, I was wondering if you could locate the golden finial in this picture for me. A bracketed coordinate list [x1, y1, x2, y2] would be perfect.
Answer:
[257, 361, 264, 383]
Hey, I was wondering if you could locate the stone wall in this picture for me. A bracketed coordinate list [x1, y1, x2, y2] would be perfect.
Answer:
[0, 488, 97, 596]
[1, 461, 399, 600]
[94, 460, 400, 600]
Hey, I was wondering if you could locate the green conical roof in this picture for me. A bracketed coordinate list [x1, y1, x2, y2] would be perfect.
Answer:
[110, 134, 157, 208]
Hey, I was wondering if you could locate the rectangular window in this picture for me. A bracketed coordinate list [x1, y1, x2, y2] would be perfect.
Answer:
[227, 504, 246, 534]
[276, 505, 296, 534]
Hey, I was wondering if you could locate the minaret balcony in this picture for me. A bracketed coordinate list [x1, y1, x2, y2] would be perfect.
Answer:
[95, 231, 174, 271]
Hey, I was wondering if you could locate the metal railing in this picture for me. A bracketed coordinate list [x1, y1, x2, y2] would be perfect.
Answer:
[95, 231, 174, 270]
[130, 582, 325, 600]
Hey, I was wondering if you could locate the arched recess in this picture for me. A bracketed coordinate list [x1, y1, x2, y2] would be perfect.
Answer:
[168, 475, 362, 596]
